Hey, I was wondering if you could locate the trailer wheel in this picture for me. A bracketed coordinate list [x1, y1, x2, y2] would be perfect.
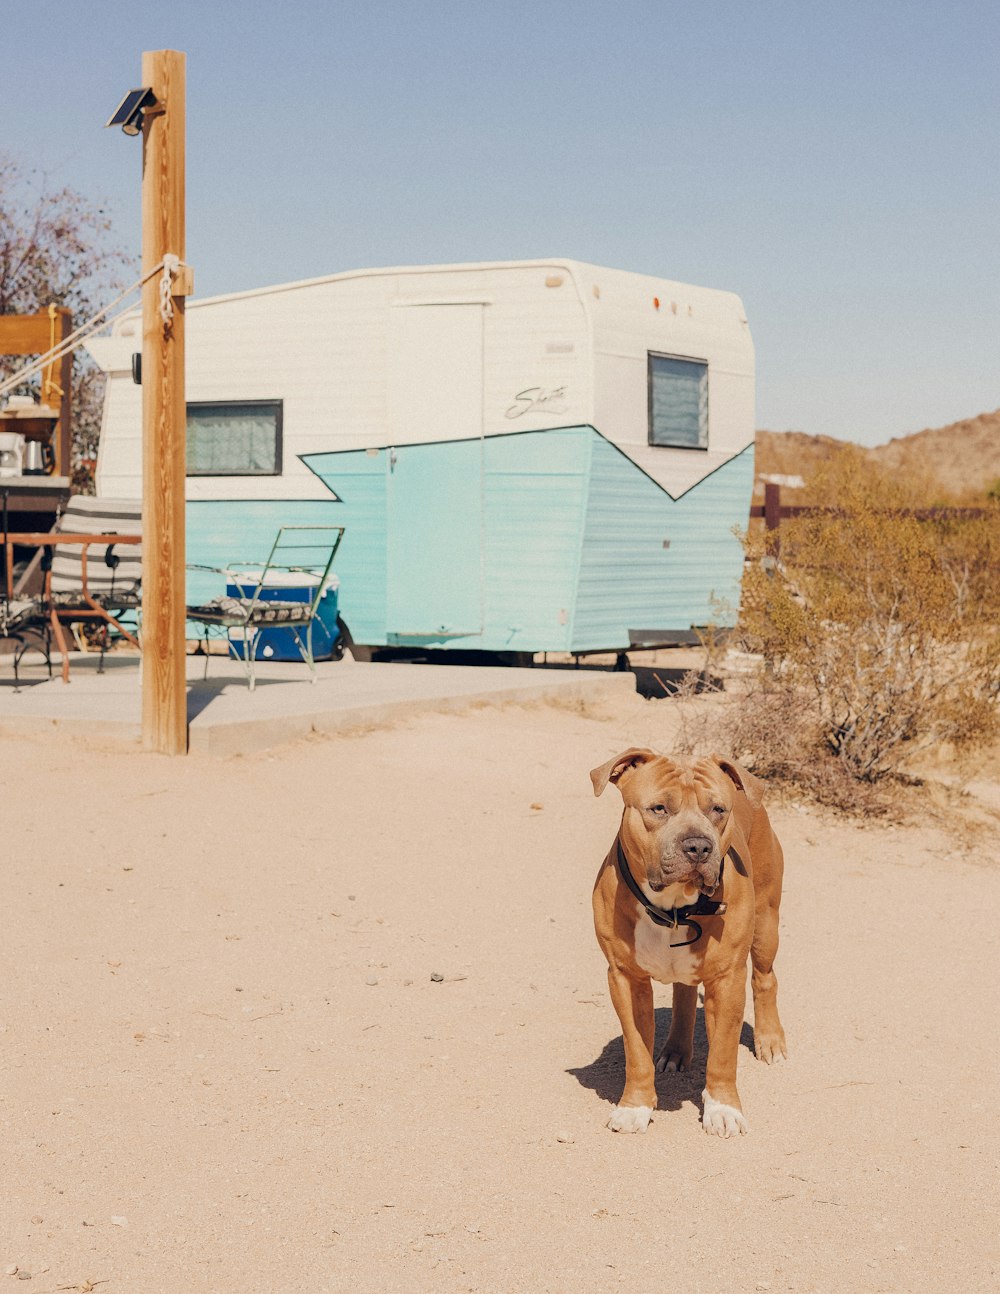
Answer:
[335, 616, 372, 662]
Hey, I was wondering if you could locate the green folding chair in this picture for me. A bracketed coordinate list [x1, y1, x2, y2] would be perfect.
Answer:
[186, 525, 345, 691]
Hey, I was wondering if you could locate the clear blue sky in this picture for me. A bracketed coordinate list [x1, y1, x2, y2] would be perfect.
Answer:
[6, 0, 998, 445]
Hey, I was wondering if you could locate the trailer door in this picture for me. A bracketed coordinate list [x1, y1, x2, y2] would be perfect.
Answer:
[385, 304, 484, 639]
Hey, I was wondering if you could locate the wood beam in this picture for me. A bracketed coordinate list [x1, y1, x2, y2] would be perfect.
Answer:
[140, 49, 188, 755]
[0, 312, 56, 353]
[0, 307, 72, 475]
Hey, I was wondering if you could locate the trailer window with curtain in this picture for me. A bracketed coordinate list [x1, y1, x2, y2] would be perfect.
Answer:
[647, 354, 708, 450]
[186, 401, 283, 475]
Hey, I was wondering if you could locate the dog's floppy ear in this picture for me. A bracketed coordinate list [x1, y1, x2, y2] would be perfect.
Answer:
[712, 755, 765, 808]
[590, 747, 658, 797]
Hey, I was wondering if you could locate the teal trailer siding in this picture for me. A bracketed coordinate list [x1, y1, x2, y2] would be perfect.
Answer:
[290, 450, 388, 648]
[303, 428, 592, 652]
[385, 444, 483, 639]
[480, 429, 590, 652]
[572, 439, 753, 650]
[183, 426, 752, 655]
[657, 444, 753, 629]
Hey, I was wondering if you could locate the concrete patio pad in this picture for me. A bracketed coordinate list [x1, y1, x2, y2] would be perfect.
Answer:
[0, 650, 636, 754]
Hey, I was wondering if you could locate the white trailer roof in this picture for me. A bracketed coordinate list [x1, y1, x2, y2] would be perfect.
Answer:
[89, 258, 754, 501]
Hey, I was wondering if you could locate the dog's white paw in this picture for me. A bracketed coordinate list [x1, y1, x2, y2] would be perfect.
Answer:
[701, 1090, 748, 1138]
[607, 1104, 653, 1134]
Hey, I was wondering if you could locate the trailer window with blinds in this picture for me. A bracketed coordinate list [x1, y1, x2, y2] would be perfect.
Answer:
[186, 401, 283, 475]
[647, 354, 708, 450]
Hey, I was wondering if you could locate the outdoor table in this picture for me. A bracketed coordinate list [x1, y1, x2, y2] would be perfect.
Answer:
[0, 474, 72, 531]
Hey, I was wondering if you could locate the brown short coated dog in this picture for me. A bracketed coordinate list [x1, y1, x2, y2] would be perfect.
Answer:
[591, 748, 787, 1136]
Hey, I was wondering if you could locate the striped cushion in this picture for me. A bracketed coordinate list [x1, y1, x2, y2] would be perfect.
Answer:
[50, 497, 142, 598]
[187, 596, 313, 626]
[50, 589, 141, 608]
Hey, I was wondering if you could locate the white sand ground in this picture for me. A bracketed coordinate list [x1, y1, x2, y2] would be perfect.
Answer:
[2, 690, 999, 1293]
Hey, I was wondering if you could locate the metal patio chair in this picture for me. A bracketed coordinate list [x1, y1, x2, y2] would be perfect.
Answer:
[0, 594, 49, 685]
[186, 525, 345, 691]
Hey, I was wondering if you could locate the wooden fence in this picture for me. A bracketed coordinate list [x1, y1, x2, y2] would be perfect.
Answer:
[750, 482, 989, 542]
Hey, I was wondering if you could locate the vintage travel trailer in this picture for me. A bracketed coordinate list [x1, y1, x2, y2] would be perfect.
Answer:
[87, 258, 755, 657]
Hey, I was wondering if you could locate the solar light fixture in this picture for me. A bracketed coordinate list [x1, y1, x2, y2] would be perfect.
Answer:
[106, 87, 161, 136]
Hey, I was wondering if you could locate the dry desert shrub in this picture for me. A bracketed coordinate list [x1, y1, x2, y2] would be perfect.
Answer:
[679, 448, 1000, 810]
[674, 673, 893, 814]
[741, 449, 1000, 785]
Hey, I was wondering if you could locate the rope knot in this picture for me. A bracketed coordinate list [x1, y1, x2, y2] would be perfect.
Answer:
[159, 254, 182, 326]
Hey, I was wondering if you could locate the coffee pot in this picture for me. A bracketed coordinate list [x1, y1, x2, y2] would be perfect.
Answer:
[24, 440, 55, 475]
[0, 432, 26, 477]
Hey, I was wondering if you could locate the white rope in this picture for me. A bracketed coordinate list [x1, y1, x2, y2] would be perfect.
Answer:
[0, 256, 187, 400]
[0, 267, 154, 395]
[159, 254, 181, 325]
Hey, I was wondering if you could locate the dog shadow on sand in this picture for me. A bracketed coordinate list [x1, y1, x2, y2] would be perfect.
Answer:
[567, 1006, 756, 1114]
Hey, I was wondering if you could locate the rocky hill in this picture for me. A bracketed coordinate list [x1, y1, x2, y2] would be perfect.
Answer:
[756, 409, 1000, 503]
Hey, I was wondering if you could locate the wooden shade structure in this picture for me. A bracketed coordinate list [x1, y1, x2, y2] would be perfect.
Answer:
[0, 308, 72, 476]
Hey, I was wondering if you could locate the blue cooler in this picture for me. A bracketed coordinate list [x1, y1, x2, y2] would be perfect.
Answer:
[225, 572, 342, 662]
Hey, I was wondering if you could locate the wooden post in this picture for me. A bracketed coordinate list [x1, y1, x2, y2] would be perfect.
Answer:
[763, 481, 781, 555]
[763, 481, 781, 533]
[55, 315, 72, 478]
[141, 49, 188, 754]
[37, 306, 73, 475]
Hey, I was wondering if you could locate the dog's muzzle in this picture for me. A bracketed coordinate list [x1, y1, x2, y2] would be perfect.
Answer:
[650, 836, 722, 893]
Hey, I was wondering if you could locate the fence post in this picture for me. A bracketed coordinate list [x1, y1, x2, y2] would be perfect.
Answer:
[764, 481, 781, 532]
[764, 481, 782, 554]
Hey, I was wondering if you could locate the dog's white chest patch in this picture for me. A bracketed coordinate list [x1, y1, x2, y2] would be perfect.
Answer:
[634, 911, 704, 985]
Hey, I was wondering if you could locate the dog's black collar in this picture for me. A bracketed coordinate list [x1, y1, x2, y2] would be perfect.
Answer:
[615, 837, 735, 947]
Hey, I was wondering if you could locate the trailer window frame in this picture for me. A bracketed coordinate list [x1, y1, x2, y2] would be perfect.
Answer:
[185, 399, 284, 477]
[647, 353, 709, 451]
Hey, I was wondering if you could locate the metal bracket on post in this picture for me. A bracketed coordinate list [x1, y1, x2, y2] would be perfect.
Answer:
[171, 264, 195, 297]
